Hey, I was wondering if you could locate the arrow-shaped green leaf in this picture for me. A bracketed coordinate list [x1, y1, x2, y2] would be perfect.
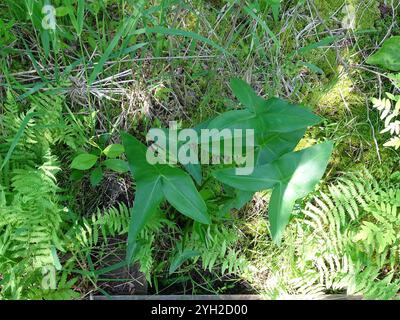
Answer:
[256, 129, 306, 165]
[126, 177, 163, 262]
[121, 132, 209, 261]
[367, 36, 400, 72]
[268, 141, 333, 242]
[213, 141, 333, 243]
[208, 97, 321, 135]
[230, 78, 266, 113]
[160, 166, 210, 224]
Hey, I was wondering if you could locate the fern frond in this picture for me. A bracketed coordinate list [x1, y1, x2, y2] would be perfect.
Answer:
[372, 94, 400, 149]
[249, 170, 400, 299]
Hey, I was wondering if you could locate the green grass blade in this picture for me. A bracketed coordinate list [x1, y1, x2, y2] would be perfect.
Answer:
[88, 17, 141, 85]
[243, 6, 280, 48]
[289, 36, 338, 58]
[17, 82, 46, 101]
[132, 26, 229, 55]
[77, 0, 84, 36]
[0, 111, 39, 171]
[88, 25, 127, 85]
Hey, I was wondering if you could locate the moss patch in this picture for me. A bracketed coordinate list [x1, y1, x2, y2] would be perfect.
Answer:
[314, 0, 380, 30]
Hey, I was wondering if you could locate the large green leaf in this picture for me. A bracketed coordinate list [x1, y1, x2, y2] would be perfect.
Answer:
[121, 132, 159, 178]
[230, 78, 266, 113]
[218, 130, 306, 214]
[154, 127, 203, 184]
[259, 98, 322, 132]
[121, 132, 209, 260]
[122, 132, 165, 260]
[256, 129, 306, 165]
[219, 130, 306, 214]
[160, 166, 210, 224]
[213, 163, 280, 191]
[103, 144, 125, 158]
[90, 166, 103, 187]
[126, 177, 163, 261]
[208, 97, 321, 135]
[213, 141, 333, 242]
[367, 36, 400, 72]
[267, 141, 333, 242]
[201, 98, 317, 167]
[70, 153, 98, 170]
[184, 162, 202, 185]
[103, 159, 129, 173]
[183, 81, 321, 227]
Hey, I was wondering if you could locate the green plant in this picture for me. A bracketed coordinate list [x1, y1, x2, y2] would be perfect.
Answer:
[0, 18, 16, 52]
[64, 203, 171, 287]
[367, 36, 400, 150]
[122, 79, 333, 267]
[246, 171, 400, 299]
[0, 92, 77, 299]
[70, 143, 129, 187]
[367, 36, 400, 72]
[2, 0, 397, 299]
[371, 93, 400, 149]
[121, 132, 210, 261]
[170, 224, 248, 276]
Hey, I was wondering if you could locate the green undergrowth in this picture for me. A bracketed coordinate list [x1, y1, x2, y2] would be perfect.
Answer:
[1, 0, 399, 299]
